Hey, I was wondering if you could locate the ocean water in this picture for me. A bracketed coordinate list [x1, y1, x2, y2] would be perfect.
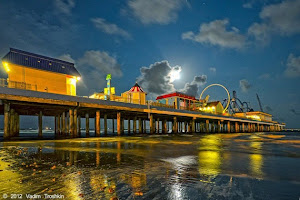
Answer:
[0, 132, 299, 200]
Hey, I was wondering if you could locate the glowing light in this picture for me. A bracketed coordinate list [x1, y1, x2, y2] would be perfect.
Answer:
[3, 62, 10, 72]
[76, 77, 81, 81]
[169, 68, 181, 82]
[246, 115, 261, 121]
[71, 78, 76, 85]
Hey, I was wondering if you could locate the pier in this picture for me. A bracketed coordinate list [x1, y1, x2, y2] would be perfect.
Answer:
[0, 87, 284, 140]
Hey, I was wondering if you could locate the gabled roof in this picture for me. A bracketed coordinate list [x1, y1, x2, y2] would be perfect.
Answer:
[156, 92, 196, 100]
[2, 48, 81, 77]
[128, 82, 145, 93]
[206, 101, 221, 106]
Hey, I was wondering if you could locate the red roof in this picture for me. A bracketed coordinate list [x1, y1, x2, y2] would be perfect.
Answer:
[128, 83, 145, 93]
[156, 92, 197, 100]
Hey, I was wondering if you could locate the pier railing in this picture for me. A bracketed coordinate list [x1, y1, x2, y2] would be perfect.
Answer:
[0, 78, 37, 91]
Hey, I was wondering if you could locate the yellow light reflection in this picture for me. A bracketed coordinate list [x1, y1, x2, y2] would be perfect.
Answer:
[249, 139, 264, 178]
[198, 135, 222, 176]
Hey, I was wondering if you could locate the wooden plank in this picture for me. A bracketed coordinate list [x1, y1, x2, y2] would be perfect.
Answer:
[0, 94, 76, 106]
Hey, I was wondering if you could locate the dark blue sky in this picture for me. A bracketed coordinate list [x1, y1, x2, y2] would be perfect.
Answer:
[0, 0, 299, 128]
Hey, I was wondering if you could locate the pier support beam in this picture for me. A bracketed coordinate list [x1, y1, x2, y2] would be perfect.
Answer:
[127, 119, 130, 134]
[133, 117, 137, 134]
[74, 109, 78, 137]
[138, 118, 142, 134]
[117, 112, 121, 136]
[57, 114, 61, 136]
[242, 123, 245, 133]
[86, 113, 89, 137]
[235, 122, 239, 133]
[62, 112, 66, 136]
[149, 114, 154, 134]
[191, 118, 195, 133]
[217, 120, 221, 133]
[156, 118, 160, 134]
[4, 102, 10, 139]
[104, 114, 108, 136]
[69, 109, 74, 137]
[38, 111, 43, 138]
[205, 120, 209, 133]
[163, 119, 167, 134]
[95, 110, 100, 137]
[78, 116, 81, 137]
[227, 121, 231, 133]
[173, 117, 178, 133]
[9, 108, 15, 137]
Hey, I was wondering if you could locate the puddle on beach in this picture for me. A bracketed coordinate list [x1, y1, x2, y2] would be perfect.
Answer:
[0, 132, 300, 200]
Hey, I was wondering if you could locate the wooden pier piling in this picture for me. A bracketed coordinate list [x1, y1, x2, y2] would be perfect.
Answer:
[86, 113, 89, 137]
[95, 110, 100, 136]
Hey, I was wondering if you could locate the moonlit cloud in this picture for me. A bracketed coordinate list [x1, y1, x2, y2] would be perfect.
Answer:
[58, 50, 123, 95]
[57, 54, 75, 63]
[128, 0, 186, 24]
[137, 60, 181, 96]
[182, 19, 246, 49]
[180, 75, 207, 97]
[285, 53, 300, 78]
[209, 67, 216, 73]
[239, 79, 251, 92]
[91, 18, 131, 39]
[54, 0, 75, 15]
[248, 0, 300, 43]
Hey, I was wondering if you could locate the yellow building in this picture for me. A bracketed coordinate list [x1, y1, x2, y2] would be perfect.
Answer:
[121, 83, 147, 105]
[199, 101, 224, 114]
[234, 111, 273, 121]
[1, 48, 81, 96]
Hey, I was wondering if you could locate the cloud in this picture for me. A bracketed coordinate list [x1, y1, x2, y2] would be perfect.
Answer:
[248, 23, 271, 45]
[57, 54, 75, 63]
[77, 50, 123, 77]
[290, 108, 300, 115]
[264, 106, 273, 113]
[128, 0, 185, 24]
[243, 3, 253, 8]
[54, 0, 75, 15]
[180, 75, 207, 97]
[136, 60, 181, 95]
[239, 79, 251, 92]
[248, 0, 300, 43]
[57, 51, 123, 95]
[75, 50, 123, 94]
[182, 19, 246, 49]
[284, 54, 300, 77]
[209, 67, 216, 73]
[258, 73, 271, 79]
[91, 18, 131, 38]
[0, 2, 80, 60]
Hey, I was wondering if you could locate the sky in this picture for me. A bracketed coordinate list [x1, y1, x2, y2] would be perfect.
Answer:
[0, 0, 299, 128]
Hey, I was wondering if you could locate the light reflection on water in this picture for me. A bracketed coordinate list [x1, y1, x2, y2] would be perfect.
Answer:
[0, 132, 300, 200]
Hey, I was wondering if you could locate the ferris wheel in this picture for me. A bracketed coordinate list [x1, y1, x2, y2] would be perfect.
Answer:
[199, 83, 231, 113]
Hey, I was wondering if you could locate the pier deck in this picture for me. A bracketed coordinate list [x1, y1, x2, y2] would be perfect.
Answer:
[0, 87, 284, 139]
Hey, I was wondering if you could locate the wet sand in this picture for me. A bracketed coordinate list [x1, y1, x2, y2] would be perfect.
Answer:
[0, 132, 299, 200]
